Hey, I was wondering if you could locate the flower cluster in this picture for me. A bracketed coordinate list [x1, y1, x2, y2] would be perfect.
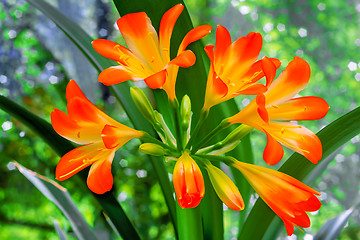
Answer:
[51, 4, 329, 236]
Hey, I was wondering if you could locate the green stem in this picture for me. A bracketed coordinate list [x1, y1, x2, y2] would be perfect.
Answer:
[176, 205, 203, 240]
[185, 110, 209, 149]
[141, 132, 177, 152]
[170, 99, 184, 151]
[191, 119, 231, 154]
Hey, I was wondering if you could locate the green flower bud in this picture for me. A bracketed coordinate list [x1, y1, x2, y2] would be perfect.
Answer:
[130, 86, 155, 124]
[139, 143, 167, 156]
[180, 95, 192, 130]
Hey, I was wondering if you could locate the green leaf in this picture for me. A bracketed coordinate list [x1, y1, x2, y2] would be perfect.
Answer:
[0, 96, 140, 240]
[13, 162, 97, 240]
[54, 220, 69, 240]
[314, 202, 360, 240]
[239, 106, 360, 240]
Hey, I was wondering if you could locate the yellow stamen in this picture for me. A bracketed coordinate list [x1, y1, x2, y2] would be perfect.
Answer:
[58, 162, 91, 179]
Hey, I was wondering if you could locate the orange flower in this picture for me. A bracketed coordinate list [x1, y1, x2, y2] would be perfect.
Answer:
[232, 160, 321, 236]
[205, 163, 244, 211]
[228, 57, 329, 165]
[92, 4, 212, 100]
[51, 80, 142, 194]
[173, 152, 205, 208]
[202, 25, 281, 111]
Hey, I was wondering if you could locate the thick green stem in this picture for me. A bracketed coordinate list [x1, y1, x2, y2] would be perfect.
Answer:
[176, 205, 203, 240]
[170, 99, 184, 151]
[185, 110, 209, 149]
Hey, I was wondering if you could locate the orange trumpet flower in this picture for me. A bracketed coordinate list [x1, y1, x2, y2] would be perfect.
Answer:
[202, 25, 281, 111]
[51, 80, 142, 194]
[173, 152, 205, 208]
[92, 4, 212, 100]
[228, 57, 329, 165]
[232, 160, 321, 236]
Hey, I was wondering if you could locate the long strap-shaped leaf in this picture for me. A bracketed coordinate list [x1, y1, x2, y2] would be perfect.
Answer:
[0, 95, 140, 240]
[238, 106, 360, 240]
[25, 0, 176, 235]
[14, 162, 97, 240]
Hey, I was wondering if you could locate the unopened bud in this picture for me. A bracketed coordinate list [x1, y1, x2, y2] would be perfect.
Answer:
[139, 143, 167, 156]
[180, 95, 192, 130]
[130, 86, 155, 124]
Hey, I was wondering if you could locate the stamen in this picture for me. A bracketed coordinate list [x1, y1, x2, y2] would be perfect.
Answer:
[58, 162, 90, 179]
[272, 105, 279, 109]
[281, 128, 285, 134]
[151, 56, 155, 63]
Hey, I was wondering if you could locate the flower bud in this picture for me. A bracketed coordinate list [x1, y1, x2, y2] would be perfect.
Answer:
[180, 95, 192, 130]
[205, 163, 244, 211]
[130, 86, 155, 124]
[173, 152, 205, 208]
[139, 143, 167, 156]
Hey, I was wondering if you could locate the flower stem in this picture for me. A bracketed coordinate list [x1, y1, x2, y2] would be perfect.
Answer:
[176, 205, 203, 240]
[170, 99, 184, 151]
[191, 119, 231, 154]
[141, 132, 177, 153]
[185, 109, 209, 149]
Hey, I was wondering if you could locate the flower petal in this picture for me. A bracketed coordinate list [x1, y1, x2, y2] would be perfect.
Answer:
[256, 94, 269, 123]
[159, 4, 184, 61]
[236, 83, 267, 95]
[169, 50, 196, 68]
[262, 56, 278, 87]
[66, 80, 88, 102]
[267, 96, 330, 121]
[220, 32, 262, 80]
[101, 124, 142, 149]
[51, 109, 91, 144]
[263, 131, 284, 165]
[92, 39, 122, 61]
[265, 57, 311, 105]
[179, 25, 213, 53]
[204, 45, 214, 62]
[117, 12, 162, 69]
[56, 143, 104, 181]
[98, 66, 136, 86]
[144, 69, 167, 89]
[263, 122, 322, 164]
[87, 151, 115, 194]
[214, 25, 232, 63]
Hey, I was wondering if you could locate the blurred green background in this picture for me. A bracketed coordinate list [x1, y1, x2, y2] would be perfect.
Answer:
[1, 0, 359, 239]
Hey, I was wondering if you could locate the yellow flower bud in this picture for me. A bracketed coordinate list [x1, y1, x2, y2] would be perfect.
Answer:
[139, 143, 167, 156]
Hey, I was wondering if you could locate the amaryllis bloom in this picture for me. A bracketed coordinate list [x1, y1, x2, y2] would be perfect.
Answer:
[173, 151, 205, 208]
[205, 163, 244, 211]
[51, 80, 143, 194]
[232, 160, 321, 236]
[92, 4, 212, 100]
[227, 57, 329, 165]
[202, 25, 281, 111]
